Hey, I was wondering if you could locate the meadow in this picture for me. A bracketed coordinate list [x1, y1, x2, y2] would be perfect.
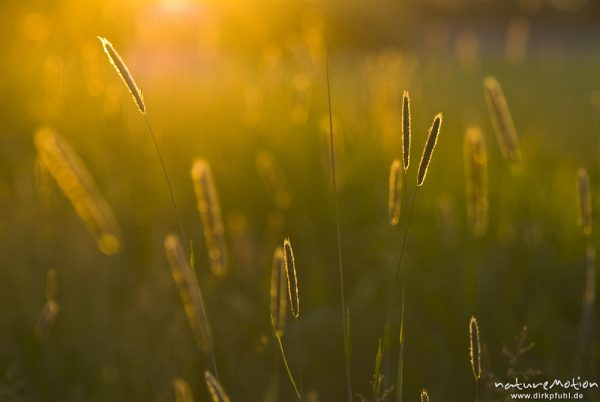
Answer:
[0, 0, 598, 401]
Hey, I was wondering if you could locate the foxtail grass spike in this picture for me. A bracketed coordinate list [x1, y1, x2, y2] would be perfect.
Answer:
[417, 113, 443, 186]
[469, 316, 481, 380]
[165, 234, 210, 353]
[388, 159, 402, 226]
[191, 159, 228, 276]
[270, 247, 288, 336]
[577, 168, 592, 236]
[34, 128, 122, 255]
[204, 370, 231, 402]
[98, 36, 145, 114]
[402, 90, 411, 171]
[464, 127, 489, 237]
[100, 35, 190, 255]
[420, 389, 430, 402]
[172, 377, 195, 402]
[283, 238, 300, 318]
[483, 76, 521, 168]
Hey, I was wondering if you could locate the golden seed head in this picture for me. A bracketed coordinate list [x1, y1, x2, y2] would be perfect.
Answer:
[191, 159, 228, 276]
[483, 76, 521, 168]
[98, 36, 145, 114]
[283, 238, 300, 318]
[164, 234, 210, 353]
[402, 90, 411, 171]
[204, 370, 231, 402]
[34, 127, 122, 255]
[469, 316, 481, 380]
[417, 113, 443, 186]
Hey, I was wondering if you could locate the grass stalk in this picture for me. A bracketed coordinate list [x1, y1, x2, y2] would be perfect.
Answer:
[393, 186, 418, 402]
[272, 316, 301, 401]
[143, 115, 189, 254]
[323, 27, 353, 402]
[293, 317, 304, 399]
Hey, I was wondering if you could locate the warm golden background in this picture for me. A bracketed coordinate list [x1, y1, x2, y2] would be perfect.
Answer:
[1, 0, 599, 401]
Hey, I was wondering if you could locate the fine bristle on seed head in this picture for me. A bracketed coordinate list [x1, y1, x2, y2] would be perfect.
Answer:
[417, 113, 443, 186]
[98, 36, 146, 114]
[402, 90, 411, 171]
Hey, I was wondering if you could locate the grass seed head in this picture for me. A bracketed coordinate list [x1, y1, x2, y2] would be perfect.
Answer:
[191, 159, 228, 276]
[98, 36, 146, 114]
[283, 238, 299, 318]
[417, 113, 443, 186]
[205, 370, 231, 402]
[469, 316, 482, 381]
[483, 76, 521, 168]
[402, 90, 411, 171]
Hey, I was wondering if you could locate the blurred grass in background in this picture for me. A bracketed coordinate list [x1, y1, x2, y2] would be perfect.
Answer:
[0, 0, 599, 400]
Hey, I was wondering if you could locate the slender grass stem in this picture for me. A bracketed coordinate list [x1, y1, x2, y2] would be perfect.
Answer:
[143, 115, 189, 255]
[197, 276, 219, 379]
[323, 25, 353, 402]
[382, 169, 408, 389]
[293, 317, 304, 398]
[272, 316, 301, 401]
[144, 116, 219, 378]
[392, 186, 417, 402]
[395, 284, 405, 402]
[387, 186, 418, 321]
[576, 241, 595, 374]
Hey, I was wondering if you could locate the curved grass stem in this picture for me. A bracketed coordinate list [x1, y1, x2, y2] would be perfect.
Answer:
[322, 19, 353, 402]
[272, 316, 301, 401]
[143, 115, 189, 255]
[144, 115, 220, 378]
